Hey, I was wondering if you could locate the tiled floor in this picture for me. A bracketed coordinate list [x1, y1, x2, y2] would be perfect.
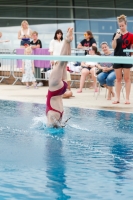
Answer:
[0, 84, 133, 113]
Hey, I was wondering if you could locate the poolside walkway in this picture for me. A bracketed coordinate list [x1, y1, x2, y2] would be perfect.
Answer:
[0, 84, 133, 113]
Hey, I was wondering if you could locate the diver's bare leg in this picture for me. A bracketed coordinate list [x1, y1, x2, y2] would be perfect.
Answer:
[49, 28, 73, 90]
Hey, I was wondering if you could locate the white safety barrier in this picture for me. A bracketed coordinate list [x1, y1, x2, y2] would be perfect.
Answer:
[11, 49, 51, 85]
[68, 49, 83, 88]
[0, 49, 133, 86]
[0, 49, 12, 83]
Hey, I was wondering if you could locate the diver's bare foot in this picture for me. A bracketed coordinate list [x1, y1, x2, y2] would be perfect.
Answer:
[125, 100, 130, 104]
[112, 100, 120, 104]
[66, 27, 73, 42]
[77, 89, 82, 93]
[107, 94, 111, 100]
[107, 91, 115, 100]
[107, 90, 111, 100]
[111, 91, 115, 97]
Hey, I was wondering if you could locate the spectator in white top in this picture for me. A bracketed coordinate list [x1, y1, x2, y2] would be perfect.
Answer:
[18, 20, 32, 48]
[49, 29, 64, 66]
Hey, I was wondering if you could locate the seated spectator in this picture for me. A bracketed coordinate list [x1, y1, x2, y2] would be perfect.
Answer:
[62, 89, 73, 98]
[77, 31, 96, 55]
[18, 20, 32, 48]
[97, 42, 116, 100]
[30, 31, 42, 49]
[0, 32, 10, 43]
[77, 46, 100, 93]
[67, 62, 82, 73]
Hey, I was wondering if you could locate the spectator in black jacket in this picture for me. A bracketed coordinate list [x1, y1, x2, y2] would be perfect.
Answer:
[77, 30, 96, 55]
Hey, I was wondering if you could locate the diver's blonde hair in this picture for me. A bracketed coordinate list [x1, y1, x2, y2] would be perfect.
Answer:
[117, 15, 127, 24]
[21, 20, 29, 29]
[24, 46, 32, 55]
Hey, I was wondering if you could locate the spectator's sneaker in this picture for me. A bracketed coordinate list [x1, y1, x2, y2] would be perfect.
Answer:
[37, 82, 43, 87]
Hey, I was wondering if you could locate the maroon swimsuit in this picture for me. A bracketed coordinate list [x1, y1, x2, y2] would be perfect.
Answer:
[46, 81, 67, 119]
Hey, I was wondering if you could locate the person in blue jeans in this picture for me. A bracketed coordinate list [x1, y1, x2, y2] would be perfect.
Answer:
[97, 42, 116, 100]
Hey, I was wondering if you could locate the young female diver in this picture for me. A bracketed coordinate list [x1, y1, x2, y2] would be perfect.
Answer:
[46, 28, 73, 128]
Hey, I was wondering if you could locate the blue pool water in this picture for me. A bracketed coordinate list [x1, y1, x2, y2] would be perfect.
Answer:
[0, 100, 133, 200]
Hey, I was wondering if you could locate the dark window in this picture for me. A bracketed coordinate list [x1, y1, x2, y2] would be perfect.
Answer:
[27, 0, 56, 5]
[0, 0, 26, 5]
[89, 8, 115, 20]
[127, 22, 133, 33]
[28, 19, 57, 26]
[75, 20, 90, 32]
[116, 10, 133, 21]
[58, 8, 72, 18]
[90, 20, 117, 34]
[75, 33, 84, 46]
[0, 18, 24, 27]
[74, 8, 89, 19]
[115, 0, 133, 8]
[28, 7, 56, 18]
[74, 0, 88, 6]
[98, 34, 113, 48]
[0, 6, 26, 18]
[57, 20, 74, 32]
[88, 0, 115, 8]
[57, 0, 71, 6]
[0, 18, 57, 27]
[89, 8, 116, 34]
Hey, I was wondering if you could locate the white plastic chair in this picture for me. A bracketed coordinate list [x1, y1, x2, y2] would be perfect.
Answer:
[93, 68, 125, 100]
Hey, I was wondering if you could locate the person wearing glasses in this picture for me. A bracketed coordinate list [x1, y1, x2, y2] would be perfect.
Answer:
[77, 46, 100, 93]
[97, 42, 116, 100]
[112, 14, 133, 104]
[77, 31, 97, 55]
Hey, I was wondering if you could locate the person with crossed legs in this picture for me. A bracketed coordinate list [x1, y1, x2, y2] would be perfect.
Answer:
[77, 46, 100, 93]
[97, 42, 116, 100]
